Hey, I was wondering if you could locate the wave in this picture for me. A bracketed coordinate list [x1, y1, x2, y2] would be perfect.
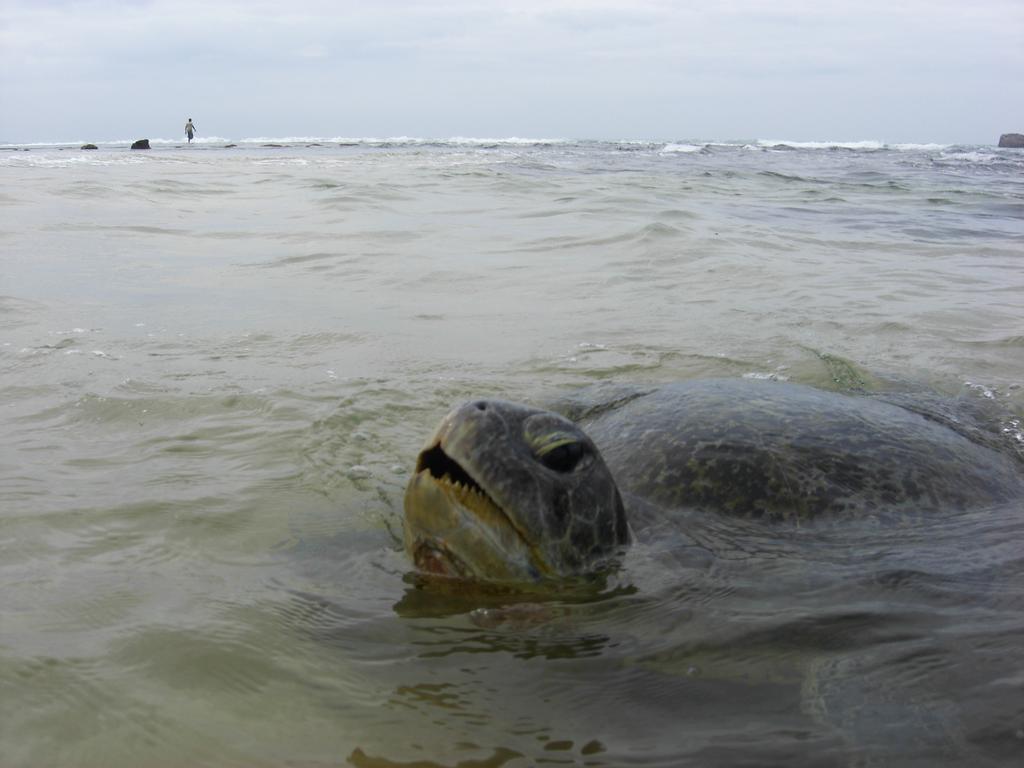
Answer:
[660, 143, 706, 154]
[890, 143, 951, 151]
[0, 136, 996, 158]
[756, 139, 964, 153]
[758, 139, 886, 151]
[937, 149, 1005, 164]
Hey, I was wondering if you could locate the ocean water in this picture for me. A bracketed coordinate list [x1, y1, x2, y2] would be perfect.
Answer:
[2, 137, 1023, 767]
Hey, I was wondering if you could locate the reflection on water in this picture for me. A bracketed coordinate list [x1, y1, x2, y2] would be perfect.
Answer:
[284, 491, 1024, 766]
[361, 504, 1022, 766]
[1, 142, 1023, 766]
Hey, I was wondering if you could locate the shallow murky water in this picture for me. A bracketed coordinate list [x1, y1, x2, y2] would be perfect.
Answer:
[2, 139, 1023, 766]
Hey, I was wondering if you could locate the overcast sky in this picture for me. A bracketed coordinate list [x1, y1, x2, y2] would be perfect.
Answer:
[2, 0, 1022, 144]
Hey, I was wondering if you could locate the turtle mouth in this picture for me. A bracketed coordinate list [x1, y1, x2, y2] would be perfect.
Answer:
[405, 441, 548, 581]
[415, 443, 505, 520]
[417, 443, 485, 491]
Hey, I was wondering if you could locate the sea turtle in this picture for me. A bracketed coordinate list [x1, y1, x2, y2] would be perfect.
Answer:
[402, 378, 1023, 582]
[396, 377, 1024, 762]
[398, 377, 1024, 763]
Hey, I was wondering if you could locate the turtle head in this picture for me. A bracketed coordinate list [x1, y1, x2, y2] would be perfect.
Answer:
[403, 400, 630, 583]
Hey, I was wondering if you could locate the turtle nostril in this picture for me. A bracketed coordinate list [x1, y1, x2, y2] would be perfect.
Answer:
[474, 401, 487, 411]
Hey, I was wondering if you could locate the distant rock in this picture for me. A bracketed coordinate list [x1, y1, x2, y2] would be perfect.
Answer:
[998, 133, 1024, 148]
[130, 139, 151, 150]
[224, 143, 237, 148]
[81, 144, 98, 150]
[262, 143, 284, 148]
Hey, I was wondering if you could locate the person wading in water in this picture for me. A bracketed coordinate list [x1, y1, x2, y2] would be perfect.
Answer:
[185, 118, 196, 143]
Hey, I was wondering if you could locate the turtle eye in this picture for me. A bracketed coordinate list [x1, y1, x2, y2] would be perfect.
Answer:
[539, 441, 586, 473]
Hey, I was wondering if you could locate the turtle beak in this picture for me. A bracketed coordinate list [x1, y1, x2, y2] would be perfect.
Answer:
[403, 423, 547, 582]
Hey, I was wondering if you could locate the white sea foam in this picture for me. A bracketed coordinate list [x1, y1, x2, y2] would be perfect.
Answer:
[147, 136, 233, 145]
[243, 136, 362, 145]
[890, 143, 950, 151]
[758, 139, 886, 151]
[938, 150, 1000, 164]
[661, 143, 705, 154]
[1, 152, 150, 168]
[0, 140, 96, 147]
[1002, 419, 1024, 449]
[239, 135, 570, 147]
[964, 381, 997, 399]
[742, 371, 790, 381]
[447, 136, 569, 146]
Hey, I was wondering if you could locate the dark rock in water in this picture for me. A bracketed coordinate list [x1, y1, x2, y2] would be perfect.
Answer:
[81, 144, 98, 150]
[224, 144, 237, 148]
[998, 133, 1024, 148]
[263, 143, 284, 148]
[130, 139, 151, 150]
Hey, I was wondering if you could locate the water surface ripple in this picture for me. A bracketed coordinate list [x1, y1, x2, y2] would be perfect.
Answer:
[2, 140, 1023, 767]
